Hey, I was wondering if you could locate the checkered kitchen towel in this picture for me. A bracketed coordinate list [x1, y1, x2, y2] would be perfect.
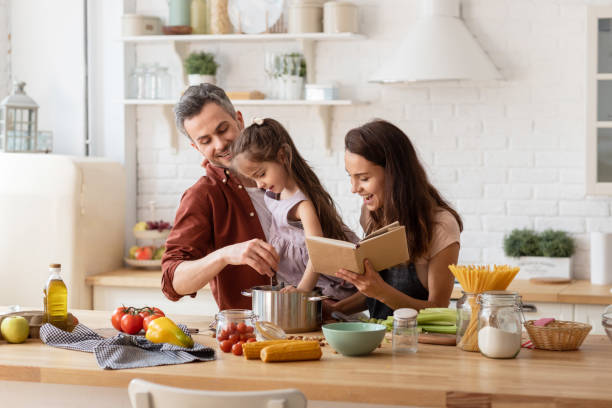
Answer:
[40, 323, 215, 370]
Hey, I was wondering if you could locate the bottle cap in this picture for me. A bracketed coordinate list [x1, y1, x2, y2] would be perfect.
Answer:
[49, 263, 61, 268]
[393, 308, 417, 320]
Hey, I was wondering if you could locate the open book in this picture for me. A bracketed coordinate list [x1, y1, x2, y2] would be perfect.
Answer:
[305, 222, 409, 276]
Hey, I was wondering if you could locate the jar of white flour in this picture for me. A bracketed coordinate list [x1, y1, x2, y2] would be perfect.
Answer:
[477, 291, 523, 359]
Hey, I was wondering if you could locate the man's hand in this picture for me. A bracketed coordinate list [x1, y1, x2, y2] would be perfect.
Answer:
[222, 239, 279, 277]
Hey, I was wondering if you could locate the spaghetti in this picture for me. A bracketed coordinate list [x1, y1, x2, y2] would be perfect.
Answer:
[449, 264, 520, 352]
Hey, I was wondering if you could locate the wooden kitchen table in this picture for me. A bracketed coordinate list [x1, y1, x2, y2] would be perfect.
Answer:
[1, 309, 611, 408]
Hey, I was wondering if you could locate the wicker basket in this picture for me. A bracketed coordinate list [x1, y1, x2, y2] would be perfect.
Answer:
[524, 320, 592, 351]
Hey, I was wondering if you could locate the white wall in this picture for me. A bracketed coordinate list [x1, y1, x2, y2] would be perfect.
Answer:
[0, 0, 10, 99]
[9, 0, 86, 156]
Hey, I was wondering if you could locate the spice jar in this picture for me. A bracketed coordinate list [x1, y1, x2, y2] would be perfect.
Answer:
[456, 291, 477, 351]
[392, 308, 418, 353]
[477, 291, 523, 359]
[288, 0, 323, 33]
[214, 309, 257, 346]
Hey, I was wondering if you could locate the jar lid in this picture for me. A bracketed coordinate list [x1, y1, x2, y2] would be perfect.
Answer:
[49, 263, 61, 268]
[393, 308, 417, 320]
[478, 291, 520, 306]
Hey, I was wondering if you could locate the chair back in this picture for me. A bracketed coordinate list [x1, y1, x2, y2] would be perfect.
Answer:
[128, 378, 307, 408]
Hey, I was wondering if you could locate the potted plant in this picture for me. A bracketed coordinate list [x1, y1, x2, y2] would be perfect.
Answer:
[184, 52, 219, 86]
[279, 53, 306, 100]
[503, 229, 575, 280]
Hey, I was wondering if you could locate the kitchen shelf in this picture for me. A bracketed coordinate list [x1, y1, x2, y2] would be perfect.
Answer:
[121, 32, 365, 43]
[122, 99, 355, 106]
[121, 98, 359, 152]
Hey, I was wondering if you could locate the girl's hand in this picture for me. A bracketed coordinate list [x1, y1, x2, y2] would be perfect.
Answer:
[335, 259, 387, 300]
[279, 285, 299, 293]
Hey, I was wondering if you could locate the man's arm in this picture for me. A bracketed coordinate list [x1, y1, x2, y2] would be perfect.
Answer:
[172, 239, 279, 296]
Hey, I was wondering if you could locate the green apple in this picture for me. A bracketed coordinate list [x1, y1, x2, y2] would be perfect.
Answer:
[1, 316, 30, 343]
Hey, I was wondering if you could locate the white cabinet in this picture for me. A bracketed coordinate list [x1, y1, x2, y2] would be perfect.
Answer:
[93, 286, 219, 316]
[574, 304, 607, 334]
[587, 6, 612, 194]
[522, 302, 574, 322]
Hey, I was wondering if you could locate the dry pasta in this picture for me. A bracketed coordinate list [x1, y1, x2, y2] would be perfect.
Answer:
[449, 264, 520, 352]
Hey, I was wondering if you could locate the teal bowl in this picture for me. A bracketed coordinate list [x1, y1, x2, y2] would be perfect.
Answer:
[322, 322, 386, 356]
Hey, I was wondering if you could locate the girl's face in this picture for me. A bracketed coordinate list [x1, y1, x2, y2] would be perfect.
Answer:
[233, 153, 289, 194]
[345, 151, 385, 211]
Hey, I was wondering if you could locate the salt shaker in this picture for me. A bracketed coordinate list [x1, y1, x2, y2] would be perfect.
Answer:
[392, 308, 418, 353]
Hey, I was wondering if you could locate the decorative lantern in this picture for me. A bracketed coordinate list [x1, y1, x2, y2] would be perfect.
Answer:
[0, 81, 39, 152]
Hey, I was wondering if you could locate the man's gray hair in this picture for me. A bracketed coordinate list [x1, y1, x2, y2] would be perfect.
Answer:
[174, 83, 236, 138]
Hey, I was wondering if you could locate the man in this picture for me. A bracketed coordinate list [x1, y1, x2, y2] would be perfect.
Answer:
[161, 84, 279, 310]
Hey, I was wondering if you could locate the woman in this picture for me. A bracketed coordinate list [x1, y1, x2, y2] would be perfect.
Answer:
[332, 119, 462, 319]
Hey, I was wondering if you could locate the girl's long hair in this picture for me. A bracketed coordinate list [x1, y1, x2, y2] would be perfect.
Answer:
[231, 118, 348, 241]
[345, 119, 463, 260]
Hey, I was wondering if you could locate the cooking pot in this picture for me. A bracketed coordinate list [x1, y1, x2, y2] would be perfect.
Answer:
[242, 285, 329, 333]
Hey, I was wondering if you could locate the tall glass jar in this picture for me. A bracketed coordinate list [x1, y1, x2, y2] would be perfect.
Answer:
[128, 66, 145, 99]
[392, 308, 418, 353]
[156, 67, 172, 99]
[144, 64, 159, 99]
[456, 291, 477, 351]
[477, 291, 523, 359]
[214, 309, 257, 348]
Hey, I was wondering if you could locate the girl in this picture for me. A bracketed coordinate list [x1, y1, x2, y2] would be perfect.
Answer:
[230, 118, 356, 300]
[332, 119, 463, 319]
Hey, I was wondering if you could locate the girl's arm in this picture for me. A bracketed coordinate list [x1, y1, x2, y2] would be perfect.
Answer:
[292, 200, 324, 292]
[335, 243, 459, 311]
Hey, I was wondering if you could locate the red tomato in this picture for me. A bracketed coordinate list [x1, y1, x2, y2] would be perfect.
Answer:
[245, 325, 254, 333]
[236, 322, 247, 333]
[231, 341, 244, 356]
[220, 340, 233, 353]
[239, 333, 248, 341]
[120, 313, 143, 334]
[143, 314, 162, 331]
[228, 333, 240, 344]
[111, 307, 128, 331]
[245, 332, 256, 339]
[217, 329, 229, 341]
[228, 322, 237, 333]
[151, 307, 165, 317]
[246, 337, 257, 343]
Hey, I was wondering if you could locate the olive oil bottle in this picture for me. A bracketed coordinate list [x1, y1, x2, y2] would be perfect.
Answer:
[44, 263, 68, 330]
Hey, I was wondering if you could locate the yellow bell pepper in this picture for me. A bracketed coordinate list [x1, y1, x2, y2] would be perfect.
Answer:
[145, 317, 194, 348]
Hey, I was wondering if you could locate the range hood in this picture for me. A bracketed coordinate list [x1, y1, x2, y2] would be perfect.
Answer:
[369, 0, 502, 83]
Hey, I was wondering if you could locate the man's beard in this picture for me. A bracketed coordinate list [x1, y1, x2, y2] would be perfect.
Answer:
[207, 146, 232, 168]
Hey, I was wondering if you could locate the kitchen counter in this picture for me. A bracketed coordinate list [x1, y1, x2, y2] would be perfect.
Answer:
[451, 279, 612, 305]
[1, 308, 611, 407]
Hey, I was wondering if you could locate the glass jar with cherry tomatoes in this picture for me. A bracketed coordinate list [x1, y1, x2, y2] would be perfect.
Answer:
[214, 309, 257, 355]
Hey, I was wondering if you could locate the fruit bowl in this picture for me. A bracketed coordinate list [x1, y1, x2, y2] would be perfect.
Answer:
[124, 258, 162, 269]
[133, 229, 171, 240]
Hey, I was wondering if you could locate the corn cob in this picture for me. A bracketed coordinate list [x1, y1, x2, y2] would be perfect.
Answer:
[260, 340, 322, 363]
[242, 340, 294, 360]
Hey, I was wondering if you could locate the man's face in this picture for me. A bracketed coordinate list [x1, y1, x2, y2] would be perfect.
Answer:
[184, 103, 244, 168]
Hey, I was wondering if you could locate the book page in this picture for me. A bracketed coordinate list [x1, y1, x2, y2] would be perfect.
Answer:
[356, 225, 409, 272]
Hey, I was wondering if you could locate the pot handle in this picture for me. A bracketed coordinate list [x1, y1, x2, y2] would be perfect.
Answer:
[307, 295, 331, 302]
[241, 289, 252, 297]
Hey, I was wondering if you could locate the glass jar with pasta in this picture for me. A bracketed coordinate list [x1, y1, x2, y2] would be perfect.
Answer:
[448, 264, 520, 352]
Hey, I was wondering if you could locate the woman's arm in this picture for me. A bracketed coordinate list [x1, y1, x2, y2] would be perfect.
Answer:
[335, 243, 459, 311]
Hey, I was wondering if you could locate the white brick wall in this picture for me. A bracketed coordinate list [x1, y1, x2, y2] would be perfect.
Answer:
[132, 0, 612, 280]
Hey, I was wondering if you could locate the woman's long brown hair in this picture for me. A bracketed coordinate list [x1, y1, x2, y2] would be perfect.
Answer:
[231, 118, 348, 241]
[345, 119, 463, 260]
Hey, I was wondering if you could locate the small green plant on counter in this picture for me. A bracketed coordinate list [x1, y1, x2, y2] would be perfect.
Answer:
[184, 52, 219, 75]
[503, 229, 575, 258]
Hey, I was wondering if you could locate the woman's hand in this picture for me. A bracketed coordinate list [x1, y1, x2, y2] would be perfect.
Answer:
[335, 259, 388, 300]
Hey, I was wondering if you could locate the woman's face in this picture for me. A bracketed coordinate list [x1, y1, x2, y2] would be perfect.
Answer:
[344, 151, 385, 211]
